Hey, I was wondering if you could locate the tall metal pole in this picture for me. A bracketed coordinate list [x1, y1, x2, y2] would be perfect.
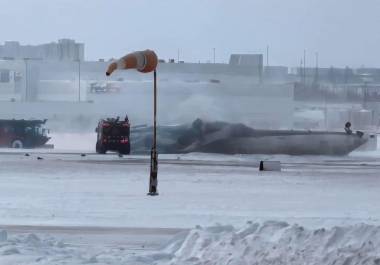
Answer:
[78, 60, 81, 102]
[24, 58, 28, 102]
[266, 45, 269, 67]
[213, 48, 215, 64]
[303, 49, 306, 87]
[315, 52, 319, 85]
[153, 70, 157, 157]
[148, 70, 158, 195]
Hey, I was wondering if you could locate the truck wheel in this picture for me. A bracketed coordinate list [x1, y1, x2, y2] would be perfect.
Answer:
[119, 143, 131, 155]
[96, 141, 106, 154]
[12, 140, 24, 149]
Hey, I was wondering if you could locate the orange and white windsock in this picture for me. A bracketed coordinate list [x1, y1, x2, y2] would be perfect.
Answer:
[106, 49, 158, 76]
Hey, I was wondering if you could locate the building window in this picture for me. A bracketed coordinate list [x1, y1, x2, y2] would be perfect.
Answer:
[0, 70, 10, 83]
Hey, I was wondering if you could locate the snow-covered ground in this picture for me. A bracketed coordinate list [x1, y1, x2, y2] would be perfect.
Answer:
[1, 221, 380, 265]
[152, 221, 380, 265]
[1, 151, 379, 228]
[0, 144, 379, 264]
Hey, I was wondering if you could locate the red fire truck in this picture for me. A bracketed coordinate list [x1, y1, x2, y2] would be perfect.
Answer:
[95, 116, 130, 154]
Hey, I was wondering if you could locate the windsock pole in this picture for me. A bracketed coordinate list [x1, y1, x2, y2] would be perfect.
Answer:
[148, 70, 158, 196]
[106, 50, 159, 196]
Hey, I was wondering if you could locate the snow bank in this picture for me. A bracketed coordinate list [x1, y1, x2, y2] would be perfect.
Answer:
[1, 222, 380, 265]
[0, 232, 94, 265]
[140, 221, 380, 265]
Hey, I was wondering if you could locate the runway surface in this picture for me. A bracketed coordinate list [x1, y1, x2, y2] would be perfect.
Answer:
[0, 149, 379, 259]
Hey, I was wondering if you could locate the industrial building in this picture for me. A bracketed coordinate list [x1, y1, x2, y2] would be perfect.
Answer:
[0, 39, 84, 61]
[2, 39, 380, 130]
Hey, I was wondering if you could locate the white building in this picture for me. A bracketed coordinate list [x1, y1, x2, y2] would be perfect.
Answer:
[0, 39, 84, 61]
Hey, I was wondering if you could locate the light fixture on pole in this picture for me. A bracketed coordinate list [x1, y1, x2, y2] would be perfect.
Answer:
[106, 50, 159, 196]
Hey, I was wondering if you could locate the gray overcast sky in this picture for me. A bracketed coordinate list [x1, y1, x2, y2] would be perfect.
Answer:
[1, 0, 379, 68]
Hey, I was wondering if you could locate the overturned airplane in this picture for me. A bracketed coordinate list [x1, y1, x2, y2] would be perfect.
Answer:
[130, 119, 368, 155]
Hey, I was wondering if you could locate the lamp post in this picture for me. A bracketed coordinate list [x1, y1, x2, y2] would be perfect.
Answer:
[77, 59, 81, 102]
[23, 57, 42, 102]
[24, 58, 29, 102]
[106, 50, 159, 195]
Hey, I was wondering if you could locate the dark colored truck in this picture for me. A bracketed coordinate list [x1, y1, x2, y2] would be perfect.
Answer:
[0, 119, 50, 148]
[95, 117, 130, 154]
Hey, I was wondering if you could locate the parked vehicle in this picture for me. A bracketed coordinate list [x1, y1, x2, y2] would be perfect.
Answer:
[95, 116, 130, 154]
[0, 119, 50, 148]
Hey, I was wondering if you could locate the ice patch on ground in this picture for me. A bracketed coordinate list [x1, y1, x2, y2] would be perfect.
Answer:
[139, 221, 380, 265]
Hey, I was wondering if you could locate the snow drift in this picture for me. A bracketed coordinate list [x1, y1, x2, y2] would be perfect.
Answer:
[140, 221, 380, 265]
[1, 221, 380, 264]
